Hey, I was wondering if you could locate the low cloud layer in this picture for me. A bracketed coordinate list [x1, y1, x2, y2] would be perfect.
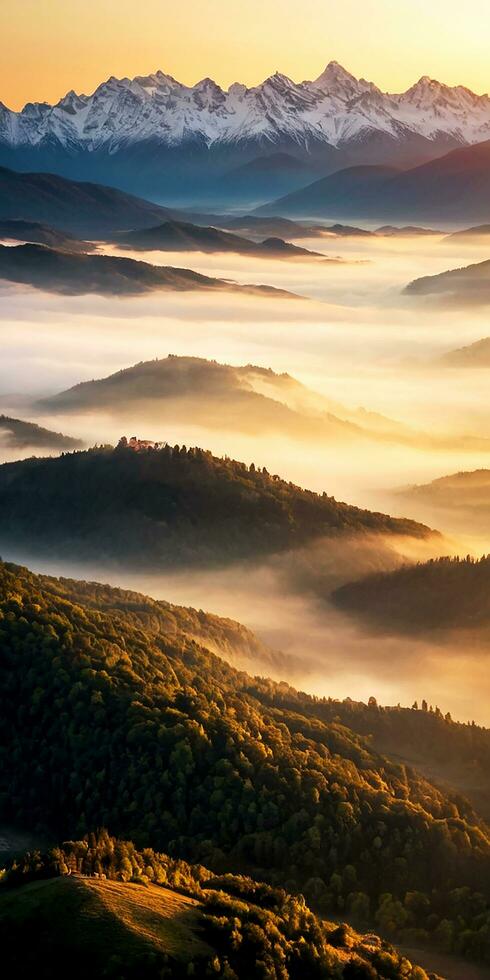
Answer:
[2, 234, 490, 725]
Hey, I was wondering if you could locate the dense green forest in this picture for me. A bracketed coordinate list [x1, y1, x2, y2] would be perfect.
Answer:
[333, 554, 490, 632]
[0, 442, 431, 567]
[247, 684, 490, 821]
[0, 561, 488, 966]
[1, 832, 434, 980]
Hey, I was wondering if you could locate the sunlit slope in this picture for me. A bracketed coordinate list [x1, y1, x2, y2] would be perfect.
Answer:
[0, 836, 435, 980]
[38, 355, 371, 441]
[440, 337, 490, 367]
[287, 696, 490, 822]
[0, 876, 210, 978]
[38, 355, 490, 455]
[0, 559, 488, 964]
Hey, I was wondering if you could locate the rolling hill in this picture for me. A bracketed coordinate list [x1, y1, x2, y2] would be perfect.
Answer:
[405, 258, 490, 305]
[220, 150, 318, 199]
[397, 468, 490, 535]
[0, 164, 178, 236]
[0, 415, 83, 452]
[37, 354, 490, 454]
[210, 214, 327, 240]
[375, 225, 442, 237]
[0, 243, 296, 298]
[36, 355, 373, 441]
[0, 834, 433, 980]
[257, 164, 399, 219]
[0, 441, 432, 568]
[0, 218, 93, 252]
[0, 875, 210, 979]
[444, 224, 490, 243]
[113, 218, 326, 260]
[333, 554, 490, 633]
[34, 573, 292, 677]
[439, 337, 490, 367]
[0, 559, 488, 967]
[258, 140, 490, 223]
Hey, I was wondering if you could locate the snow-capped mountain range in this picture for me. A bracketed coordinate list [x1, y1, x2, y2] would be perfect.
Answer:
[2, 61, 490, 204]
[3, 61, 490, 150]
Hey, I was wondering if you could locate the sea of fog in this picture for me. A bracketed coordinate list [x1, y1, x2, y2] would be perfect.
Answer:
[2, 232, 490, 723]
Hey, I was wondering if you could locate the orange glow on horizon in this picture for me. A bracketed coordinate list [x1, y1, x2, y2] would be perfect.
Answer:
[1, 0, 490, 111]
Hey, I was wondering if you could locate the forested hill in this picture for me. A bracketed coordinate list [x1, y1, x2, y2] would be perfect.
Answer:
[0, 442, 432, 567]
[0, 414, 83, 452]
[0, 560, 488, 965]
[0, 834, 434, 980]
[251, 686, 490, 822]
[333, 555, 490, 632]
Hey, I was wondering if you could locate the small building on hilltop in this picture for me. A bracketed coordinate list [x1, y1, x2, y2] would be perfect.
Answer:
[117, 435, 163, 452]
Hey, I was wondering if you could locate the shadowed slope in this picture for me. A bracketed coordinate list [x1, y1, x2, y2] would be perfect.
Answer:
[0, 442, 432, 568]
[0, 243, 298, 298]
[113, 219, 326, 260]
[333, 554, 490, 633]
[0, 415, 83, 452]
[0, 218, 93, 252]
[0, 165, 176, 236]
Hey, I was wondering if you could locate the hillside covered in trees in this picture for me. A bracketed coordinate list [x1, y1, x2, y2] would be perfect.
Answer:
[0, 833, 436, 980]
[0, 442, 432, 567]
[0, 560, 488, 967]
[333, 555, 490, 633]
[0, 415, 83, 453]
[252, 688, 490, 822]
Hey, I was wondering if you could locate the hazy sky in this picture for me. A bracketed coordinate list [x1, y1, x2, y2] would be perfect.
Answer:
[2, 0, 490, 110]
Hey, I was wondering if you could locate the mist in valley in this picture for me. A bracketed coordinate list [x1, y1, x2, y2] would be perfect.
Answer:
[3, 232, 490, 726]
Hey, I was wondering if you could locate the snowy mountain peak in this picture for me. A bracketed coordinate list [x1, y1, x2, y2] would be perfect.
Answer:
[261, 72, 296, 90]
[2, 61, 490, 157]
[310, 61, 374, 98]
[313, 60, 357, 84]
[195, 77, 222, 90]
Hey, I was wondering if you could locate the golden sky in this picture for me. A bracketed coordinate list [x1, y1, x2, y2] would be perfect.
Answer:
[2, 0, 490, 110]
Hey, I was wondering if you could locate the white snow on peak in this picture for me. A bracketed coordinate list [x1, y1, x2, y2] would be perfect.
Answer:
[2, 61, 490, 152]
